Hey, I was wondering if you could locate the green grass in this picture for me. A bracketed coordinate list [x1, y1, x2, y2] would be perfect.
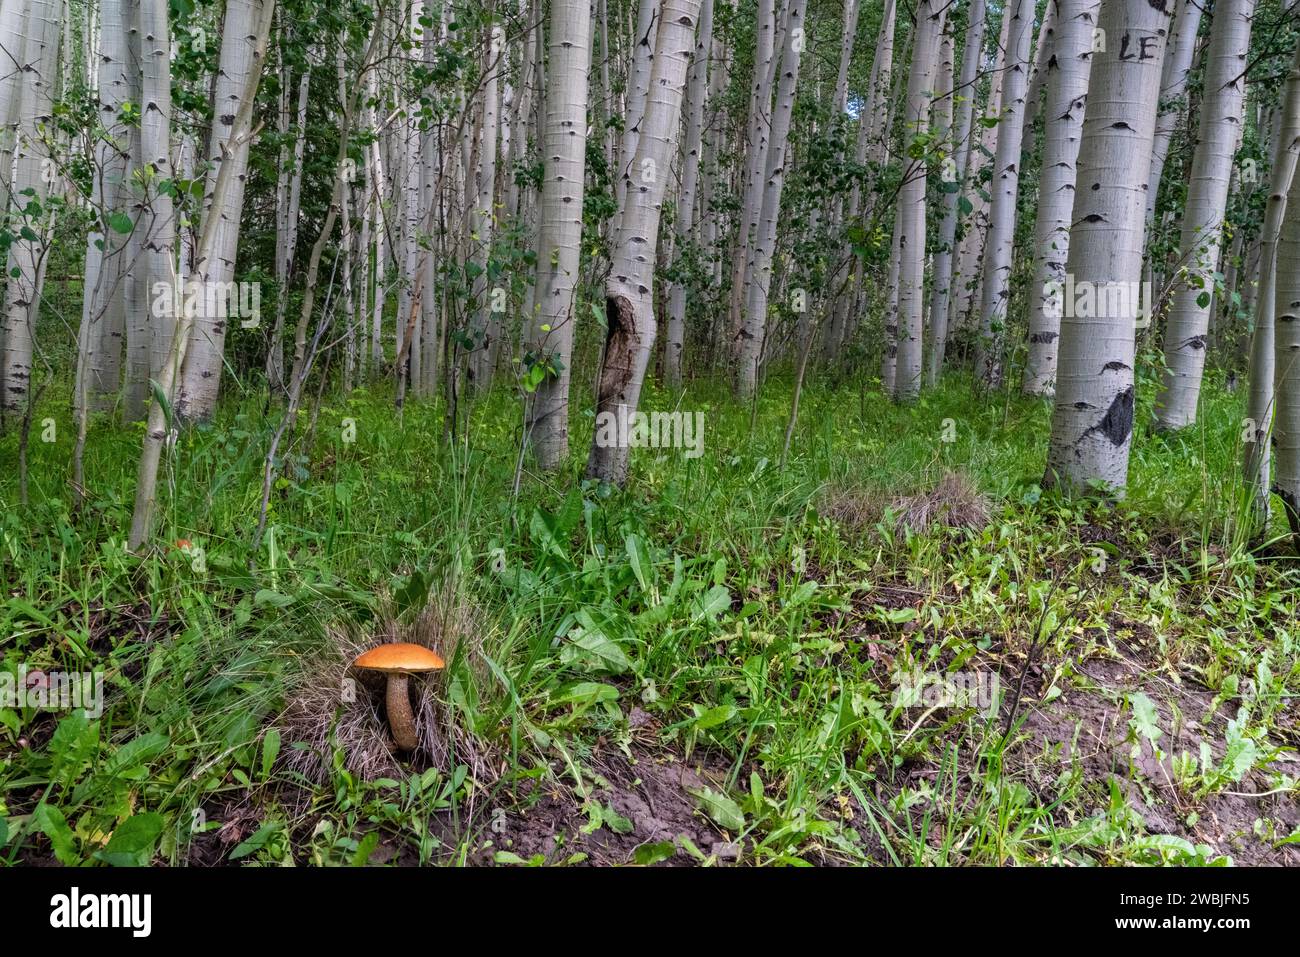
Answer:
[1, 366, 1297, 866]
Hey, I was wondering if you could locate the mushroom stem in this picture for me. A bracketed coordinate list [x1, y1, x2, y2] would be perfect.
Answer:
[384, 673, 418, 751]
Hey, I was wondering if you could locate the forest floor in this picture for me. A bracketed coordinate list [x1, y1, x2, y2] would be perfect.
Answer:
[2, 369, 1298, 866]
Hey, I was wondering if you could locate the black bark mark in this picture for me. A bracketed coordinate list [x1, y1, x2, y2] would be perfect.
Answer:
[1081, 386, 1134, 448]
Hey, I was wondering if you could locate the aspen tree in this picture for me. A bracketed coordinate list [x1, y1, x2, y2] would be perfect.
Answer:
[523, 0, 594, 470]
[1156, 0, 1255, 430]
[1023, 0, 1101, 397]
[1046, 0, 1173, 494]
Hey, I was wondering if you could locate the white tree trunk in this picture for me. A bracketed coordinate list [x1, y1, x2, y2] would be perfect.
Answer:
[269, 63, 309, 395]
[1146, 0, 1204, 227]
[735, 0, 808, 400]
[726, 0, 776, 365]
[890, 0, 943, 401]
[1155, 0, 1255, 430]
[974, 0, 1034, 389]
[75, 0, 130, 416]
[130, 0, 275, 547]
[1046, 0, 1172, 494]
[951, 11, 1009, 337]
[139, 0, 176, 387]
[175, 0, 264, 422]
[1245, 44, 1300, 516]
[523, 0, 593, 470]
[664, 0, 713, 389]
[1022, 0, 1100, 396]
[924, 7, 963, 387]
[1, 0, 61, 415]
[586, 0, 701, 484]
[467, 24, 502, 392]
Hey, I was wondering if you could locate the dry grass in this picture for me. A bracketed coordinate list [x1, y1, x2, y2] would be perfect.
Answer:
[889, 471, 991, 533]
[274, 579, 499, 795]
[822, 471, 991, 535]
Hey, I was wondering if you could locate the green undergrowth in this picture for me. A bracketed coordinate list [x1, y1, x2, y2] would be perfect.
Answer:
[1, 369, 1297, 866]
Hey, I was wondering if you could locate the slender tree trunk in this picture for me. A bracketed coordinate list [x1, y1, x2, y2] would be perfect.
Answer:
[175, 0, 264, 422]
[664, 0, 713, 389]
[1146, 0, 1204, 228]
[523, 0, 593, 470]
[1245, 45, 1300, 519]
[269, 64, 309, 395]
[139, 0, 176, 386]
[586, 0, 701, 485]
[1156, 0, 1255, 430]
[735, 0, 807, 400]
[890, 0, 943, 402]
[951, 11, 1009, 339]
[1045, 0, 1172, 494]
[1022, 0, 1100, 396]
[726, 0, 777, 363]
[467, 24, 503, 393]
[925, 7, 964, 388]
[129, 0, 275, 547]
[1, 0, 60, 416]
[974, 0, 1034, 390]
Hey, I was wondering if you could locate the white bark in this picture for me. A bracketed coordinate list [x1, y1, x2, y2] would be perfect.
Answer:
[726, 0, 776, 363]
[523, 0, 593, 470]
[974, 0, 1034, 389]
[139, 0, 176, 386]
[586, 0, 701, 485]
[925, 5, 967, 388]
[891, 0, 943, 401]
[130, 0, 275, 547]
[1270, 67, 1300, 528]
[467, 24, 502, 392]
[664, 0, 713, 389]
[1046, 0, 1172, 494]
[1245, 45, 1300, 515]
[269, 63, 309, 394]
[1156, 0, 1255, 429]
[951, 11, 1009, 337]
[617, 0, 659, 203]
[1022, 0, 1100, 396]
[735, 0, 807, 400]
[75, 0, 131, 415]
[176, 0, 264, 422]
[1, 0, 61, 414]
[1146, 0, 1204, 227]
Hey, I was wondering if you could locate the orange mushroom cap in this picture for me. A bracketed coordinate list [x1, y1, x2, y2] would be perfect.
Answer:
[353, 642, 445, 674]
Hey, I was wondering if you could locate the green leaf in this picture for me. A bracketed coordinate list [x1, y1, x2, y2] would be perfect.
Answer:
[230, 822, 280, 860]
[625, 533, 652, 594]
[351, 831, 381, 866]
[633, 840, 676, 865]
[261, 729, 281, 780]
[693, 704, 737, 730]
[253, 588, 294, 608]
[33, 804, 78, 865]
[107, 212, 134, 235]
[561, 611, 631, 674]
[688, 786, 745, 832]
[691, 584, 732, 620]
[94, 812, 164, 866]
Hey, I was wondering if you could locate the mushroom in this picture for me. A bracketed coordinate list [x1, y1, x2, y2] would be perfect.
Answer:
[352, 643, 445, 751]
